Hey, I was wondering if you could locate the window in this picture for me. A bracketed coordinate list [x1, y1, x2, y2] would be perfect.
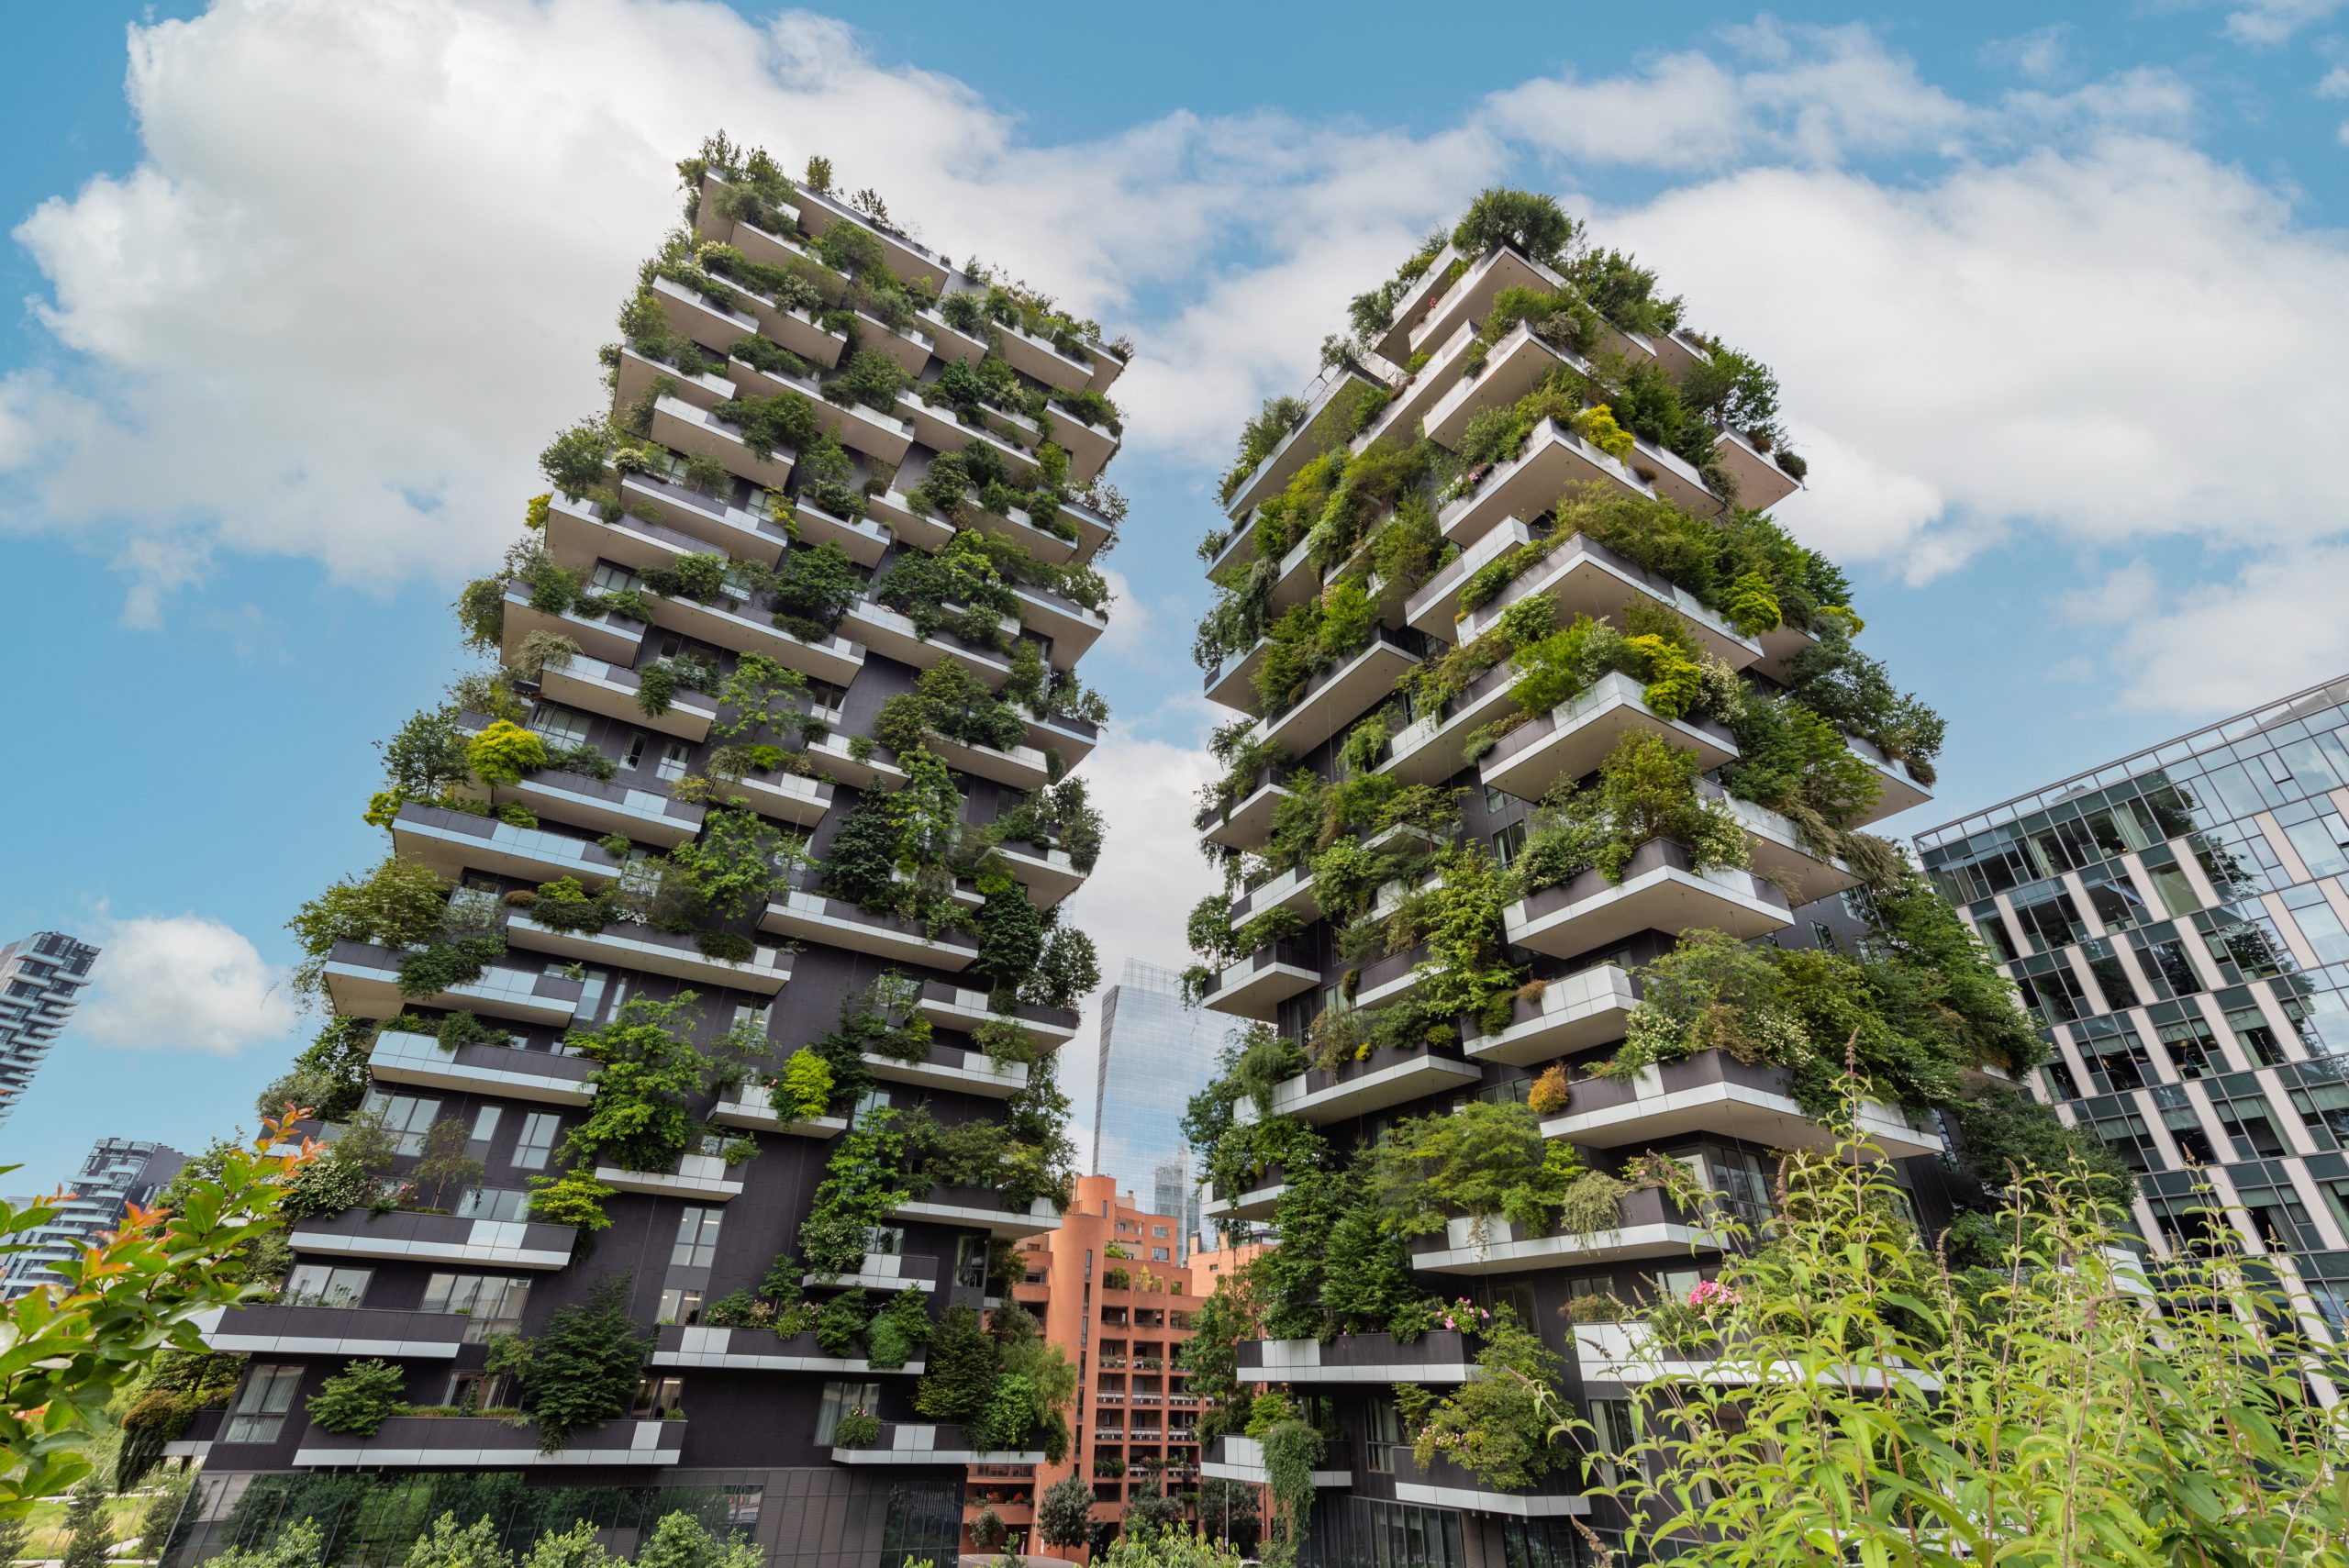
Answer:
[421, 1273, 531, 1338]
[633, 1376, 685, 1418]
[2143, 859, 2200, 919]
[622, 735, 648, 771]
[2289, 895, 2349, 967]
[455, 1187, 532, 1221]
[446, 1370, 515, 1412]
[2133, 935, 2205, 997]
[2208, 1079, 2292, 1159]
[2285, 1073, 2349, 1149]
[658, 1287, 705, 1325]
[2083, 1029, 2154, 1094]
[2226, 1005, 2288, 1067]
[528, 705, 591, 747]
[2010, 884, 2087, 952]
[657, 741, 692, 783]
[590, 562, 639, 595]
[2232, 1170, 2321, 1252]
[671, 1207, 724, 1268]
[2156, 1018, 2221, 1080]
[1152, 1224, 1169, 1238]
[1364, 1395, 1406, 1474]
[2286, 814, 2349, 879]
[2015, 962, 2092, 1026]
[224, 1364, 306, 1443]
[1587, 1399, 1639, 1487]
[1491, 821, 1526, 868]
[282, 1264, 371, 1307]
[954, 1235, 988, 1289]
[2080, 940, 2140, 1010]
[1810, 921, 1839, 951]
[2082, 1104, 2162, 1173]
[470, 1106, 502, 1145]
[815, 1381, 880, 1444]
[362, 1092, 442, 1155]
[1151, 1247, 1171, 1262]
[512, 1112, 562, 1171]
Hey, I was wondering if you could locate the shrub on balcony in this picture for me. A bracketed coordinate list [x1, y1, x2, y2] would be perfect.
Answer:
[770, 541, 862, 639]
[694, 929, 756, 962]
[529, 876, 618, 933]
[1218, 395, 1308, 506]
[801, 1110, 914, 1278]
[663, 808, 805, 919]
[813, 1288, 870, 1357]
[1366, 1099, 1585, 1246]
[305, 1359, 408, 1438]
[540, 419, 615, 495]
[278, 1150, 376, 1220]
[830, 1409, 882, 1449]
[1452, 187, 1575, 266]
[1510, 730, 1747, 891]
[634, 654, 718, 717]
[1787, 618, 1946, 783]
[874, 531, 1019, 651]
[395, 934, 507, 999]
[1399, 1310, 1563, 1490]
[287, 853, 452, 995]
[827, 350, 910, 414]
[1103, 1266, 1131, 1291]
[555, 992, 709, 1174]
[509, 1273, 651, 1452]
[865, 1287, 933, 1371]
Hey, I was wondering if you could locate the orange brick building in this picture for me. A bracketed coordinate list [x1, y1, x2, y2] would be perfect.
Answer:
[964, 1175, 1217, 1556]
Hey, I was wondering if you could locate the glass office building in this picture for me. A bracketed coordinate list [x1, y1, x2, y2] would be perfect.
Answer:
[1091, 960, 1229, 1257]
[1918, 675, 2349, 1326]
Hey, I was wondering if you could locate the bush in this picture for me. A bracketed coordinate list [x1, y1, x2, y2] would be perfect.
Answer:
[514, 1274, 649, 1451]
[306, 1358, 408, 1437]
[831, 1408, 881, 1448]
[774, 1048, 833, 1119]
[466, 721, 547, 787]
[1526, 1063, 1570, 1116]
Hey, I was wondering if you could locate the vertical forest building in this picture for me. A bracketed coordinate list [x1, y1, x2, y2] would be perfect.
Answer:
[1179, 190, 2049, 1564]
[176, 139, 1130, 1568]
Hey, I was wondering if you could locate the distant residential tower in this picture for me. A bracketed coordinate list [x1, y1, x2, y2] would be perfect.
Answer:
[0, 931, 101, 1129]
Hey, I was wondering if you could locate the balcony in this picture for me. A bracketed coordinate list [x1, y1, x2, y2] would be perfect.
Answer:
[922, 728, 1053, 791]
[202, 1303, 470, 1360]
[654, 1324, 925, 1376]
[1463, 964, 1639, 1066]
[1503, 841, 1792, 959]
[1406, 243, 1566, 361]
[593, 1152, 747, 1202]
[795, 186, 955, 290]
[322, 940, 584, 1028]
[711, 1092, 847, 1139]
[538, 653, 719, 741]
[839, 599, 1016, 687]
[1710, 426, 1802, 513]
[1056, 494, 1119, 562]
[1203, 636, 1272, 715]
[293, 1415, 683, 1470]
[650, 395, 794, 492]
[1349, 317, 1478, 455]
[1539, 1051, 1943, 1159]
[288, 1209, 575, 1271]
[1239, 1329, 1477, 1385]
[863, 1040, 1031, 1099]
[499, 581, 642, 667]
[635, 581, 867, 690]
[904, 393, 1041, 482]
[1377, 659, 1520, 787]
[614, 344, 734, 417]
[617, 473, 795, 566]
[1013, 584, 1108, 667]
[1390, 1449, 1587, 1518]
[1252, 628, 1422, 756]
[724, 765, 837, 828]
[391, 801, 627, 889]
[916, 982, 1080, 1051]
[785, 497, 896, 568]
[854, 309, 937, 377]
[1353, 942, 1429, 1010]
[916, 304, 986, 366]
[1197, 770, 1293, 853]
[368, 1030, 595, 1107]
[762, 888, 979, 972]
[1200, 1436, 1350, 1489]
[1845, 735, 1934, 826]
[505, 914, 792, 995]
[863, 488, 957, 553]
[886, 1184, 1062, 1238]
[1425, 321, 1593, 450]
[1229, 862, 1319, 927]
[1233, 1042, 1482, 1127]
[803, 1251, 941, 1295]
[500, 766, 706, 850]
[1439, 418, 1655, 551]
[1200, 1164, 1287, 1224]
[725, 355, 914, 466]
[990, 840, 1085, 909]
[1224, 363, 1389, 520]
[799, 733, 910, 793]
[989, 313, 1097, 395]
[832, 1421, 1044, 1468]
[1478, 673, 1738, 804]
[1199, 942, 1319, 1022]
[1410, 1186, 1730, 1276]
[1437, 525, 1762, 671]
[1051, 406, 1119, 484]
[1569, 1319, 1942, 1393]
[649, 272, 762, 357]
[1716, 791, 1858, 906]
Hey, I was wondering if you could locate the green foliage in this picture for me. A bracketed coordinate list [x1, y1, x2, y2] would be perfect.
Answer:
[1365, 1100, 1584, 1242]
[1511, 731, 1748, 890]
[400, 1512, 513, 1568]
[304, 1359, 407, 1437]
[465, 721, 547, 787]
[711, 391, 818, 460]
[800, 1111, 913, 1277]
[539, 419, 613, 495]
[1450, 188, 1576, 265]
[629, 1510, 761, 1568]
[512, 1275, 649, 1452]
[287, 853, 451, 994]
[1036, 1473, 1098, 1550]
[827, 350, 910, 413]
[58, 1482, 111, 1568]
[663, 808, 803, 918]
[1, 1120, 309, 1510]
[395, 934, 507, 999]
[1789, 617, 1946, 781]
[774, 1048, 834, 1120]
[1408, 1310, 1561, 1489]
[770, 541, 862, 639]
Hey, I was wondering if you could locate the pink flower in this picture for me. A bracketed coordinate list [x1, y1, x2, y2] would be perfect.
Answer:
[1442, 1316, 1455, 1329]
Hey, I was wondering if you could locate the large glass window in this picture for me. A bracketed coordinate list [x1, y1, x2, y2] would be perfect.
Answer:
[2207, 1078, 2293, 1159]
[2156, 1016, 2222, 1079]
[815, 1380, 880, 1444]
[2079, 867, 2150, 932]
[512, 1112, 562, 1171]
[2011, 884, 2087, 953]
[672, 1207, 724, 1268]
[421, 1273, 532, 1338]
[2080, 940, 2140, 1010]
[2285, 814, 2349, 879]
[225, 1364, 306, 1443]
[455, 1187, 532, 1221]
[2286, 893, 2349, 966]
[361, 1091, 441, 1155]
[282, 1264, 371, 1307]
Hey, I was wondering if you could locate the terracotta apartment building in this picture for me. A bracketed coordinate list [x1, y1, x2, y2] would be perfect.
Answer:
[965, 1176, 1257, 1552]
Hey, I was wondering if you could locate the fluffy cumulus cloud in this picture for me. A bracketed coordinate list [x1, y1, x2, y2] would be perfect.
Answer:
[72, 913, 299, 1055]
[10, 2, 2349, 711]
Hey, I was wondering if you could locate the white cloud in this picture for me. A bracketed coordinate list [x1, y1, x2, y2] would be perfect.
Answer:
[2089, 547, 2349, 712]
[1984, 26, 2074, 84]
[2222, 0, 2346, 45]
[73, 913, 299, 1055]
[2056, 560, 2162, 626]
[2317, 64, 2349, 96]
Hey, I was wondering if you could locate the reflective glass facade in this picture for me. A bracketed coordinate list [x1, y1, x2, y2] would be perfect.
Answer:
[1091, 960, 1228, 1258]
[0, 930, 99, 1129]
[1920, 675, 2349, 1322]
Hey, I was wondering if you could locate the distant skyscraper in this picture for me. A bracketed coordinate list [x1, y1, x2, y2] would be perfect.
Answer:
[0, 931, 101, 1129]
[1093, 960, 1229, 1261]
[0, 1137, 184, 1297]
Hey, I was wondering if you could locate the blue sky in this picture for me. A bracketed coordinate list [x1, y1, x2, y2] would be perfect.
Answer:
[5, 0, 2349, 1187]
